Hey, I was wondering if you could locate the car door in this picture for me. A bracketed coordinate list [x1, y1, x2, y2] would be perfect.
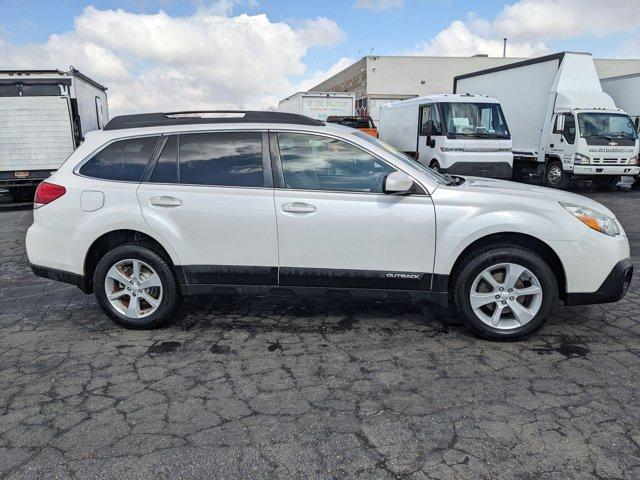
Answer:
[272, 131, 436, 291]
[137, 131, 279, 286]
[549, 113, 576, 167]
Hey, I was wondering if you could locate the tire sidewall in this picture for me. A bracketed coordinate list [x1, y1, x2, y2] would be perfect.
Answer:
[93, 245, 178, 329]
[544, 160, 568, 189]
[454, 247, 558, 341]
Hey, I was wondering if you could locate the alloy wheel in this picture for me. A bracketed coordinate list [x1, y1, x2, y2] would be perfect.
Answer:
[469, 262, 543, 330]
[104, 259, 163, 319]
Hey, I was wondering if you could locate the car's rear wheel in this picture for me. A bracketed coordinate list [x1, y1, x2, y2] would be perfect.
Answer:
[544, 160, 569, 189]
[93, 245, 179, 329]
[453, 245, 558, 340]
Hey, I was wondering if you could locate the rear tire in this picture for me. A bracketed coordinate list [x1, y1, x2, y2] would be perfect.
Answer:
[593, 176, 620, 190]
[452, 245, 558, 341]
[544, 160, 569, 189]
[93, 245, 179, 329]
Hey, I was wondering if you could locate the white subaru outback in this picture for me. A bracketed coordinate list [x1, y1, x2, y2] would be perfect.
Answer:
[26, 111, 633, 340]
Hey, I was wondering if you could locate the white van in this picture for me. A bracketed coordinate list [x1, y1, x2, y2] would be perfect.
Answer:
[378, 94, 513, 179]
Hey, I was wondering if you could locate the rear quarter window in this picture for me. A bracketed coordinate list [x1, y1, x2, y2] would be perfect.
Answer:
[79, 136, 159, 182]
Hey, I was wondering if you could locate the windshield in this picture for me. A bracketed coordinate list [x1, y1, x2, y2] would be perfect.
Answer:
[577, 113, 638, 140]
[352, 131, 448, 184]
[440, 102, 510, 139]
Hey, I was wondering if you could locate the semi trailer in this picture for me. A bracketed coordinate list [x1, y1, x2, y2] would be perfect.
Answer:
[454, 52, 639, 189]
[0, 68, 108, 200]
[277, 92, 355, 121]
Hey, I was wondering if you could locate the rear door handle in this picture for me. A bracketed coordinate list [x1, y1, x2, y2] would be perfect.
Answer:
[282, 202, 316, 214]
[150, 196, 182, 207]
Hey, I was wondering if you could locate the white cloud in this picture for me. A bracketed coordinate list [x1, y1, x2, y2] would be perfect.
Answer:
[353, 0, 404, 11]
[410, 0, 640, 57]
[0, 6, 344, 115]
[413, 20, 548, 57]
[295, 57, 356, 92]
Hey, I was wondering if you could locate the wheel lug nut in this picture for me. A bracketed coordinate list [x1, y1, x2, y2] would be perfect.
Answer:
[499, 287, 504, 291]
[495, 295, 500, 299]
[501, 300, 506, 305]
[510, 297, 514, 301]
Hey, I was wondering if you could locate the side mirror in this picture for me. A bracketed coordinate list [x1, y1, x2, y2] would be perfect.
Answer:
[383, 171, 414, 194]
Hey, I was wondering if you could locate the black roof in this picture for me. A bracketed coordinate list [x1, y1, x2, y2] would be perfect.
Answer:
[104, 110, 325, 130]
[0, 68, 107, 91]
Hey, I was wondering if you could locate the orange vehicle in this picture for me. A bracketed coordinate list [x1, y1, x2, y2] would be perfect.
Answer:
[326, 115, 378, 137]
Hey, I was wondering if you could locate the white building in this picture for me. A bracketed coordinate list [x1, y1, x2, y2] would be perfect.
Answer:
[310, 55, 640, 123]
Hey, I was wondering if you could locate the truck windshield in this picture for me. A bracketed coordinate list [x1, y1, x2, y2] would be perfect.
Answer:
[441, 102, 510, 139]
[352, 131, 449, 184]
[577, 113, 638, 140]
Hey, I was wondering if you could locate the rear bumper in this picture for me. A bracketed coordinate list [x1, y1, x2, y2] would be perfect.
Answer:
[444, 162, 512, 179]
[30, 264, 91, 293]
[565, 259, 633, 306]
[572, 165, 639, 176]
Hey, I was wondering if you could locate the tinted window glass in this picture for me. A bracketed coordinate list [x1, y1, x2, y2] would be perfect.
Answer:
[563, 114, 576, 144]
[150, 136, 178, 183]
[179, 132, 263, 187]
[21, 84, 62, 96]
[0, 84, 20, 97]
[80, 136, 159, 182]
[278, 133, 395, 193]
[420, 105, 443, 135]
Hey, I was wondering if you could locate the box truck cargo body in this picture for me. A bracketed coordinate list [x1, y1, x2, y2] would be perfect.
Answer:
[601, 73, 640, 130]
[379, 94, 513, 179]
[0, 69, 108, 200]
[278, 92, 355, 121]
[454, 52, 639, 188]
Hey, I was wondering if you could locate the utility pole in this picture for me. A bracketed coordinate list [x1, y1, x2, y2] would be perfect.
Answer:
[503, 38, 507, 58]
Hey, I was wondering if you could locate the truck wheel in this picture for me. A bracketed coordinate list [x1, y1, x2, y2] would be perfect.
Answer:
[452, 244, 558, 341]
[544, 160, 569, 189]
[93, 245, 180, 329]
[430, 160, 441, 172]
[593, 176, 620, 191]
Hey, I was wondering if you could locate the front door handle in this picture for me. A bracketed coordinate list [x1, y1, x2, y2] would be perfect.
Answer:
[150, 196, 182, 207]
[282, 202, 316, 214]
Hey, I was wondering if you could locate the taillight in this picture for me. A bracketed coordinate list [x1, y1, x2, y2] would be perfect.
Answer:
[34, 181, 66, 208]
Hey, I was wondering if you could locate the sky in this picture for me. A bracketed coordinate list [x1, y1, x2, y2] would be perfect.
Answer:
[1, 0, 639, 115]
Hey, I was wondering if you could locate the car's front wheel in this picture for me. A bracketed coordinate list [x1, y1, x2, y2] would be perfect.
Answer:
[453, 245, 558, 340]
[93, 245, 179, 329]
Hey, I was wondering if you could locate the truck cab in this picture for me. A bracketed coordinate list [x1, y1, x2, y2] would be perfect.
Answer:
[379, 94, 513, 179]
[544, 107, 639, 188]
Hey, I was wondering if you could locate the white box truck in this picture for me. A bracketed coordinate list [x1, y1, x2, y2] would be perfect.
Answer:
[277, 92, 355, 121]
[601, 73, 640, 131]
[378, 94, 513, 179]
[454, 52, 640, 189]
[0, 68, 109, 201]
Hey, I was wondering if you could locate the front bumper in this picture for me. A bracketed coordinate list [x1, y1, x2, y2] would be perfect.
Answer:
[572, 165, 640, 176]
[443, 162, 512, 179]
[565, 258, 633, 306]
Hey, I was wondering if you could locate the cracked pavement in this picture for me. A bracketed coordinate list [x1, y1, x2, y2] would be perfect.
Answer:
[1, 185, 639, 479]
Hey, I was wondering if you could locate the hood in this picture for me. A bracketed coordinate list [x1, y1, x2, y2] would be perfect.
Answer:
[454, 176, 616, 217]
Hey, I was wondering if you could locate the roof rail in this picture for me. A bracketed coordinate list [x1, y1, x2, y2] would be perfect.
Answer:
[103, 110, 325, 130]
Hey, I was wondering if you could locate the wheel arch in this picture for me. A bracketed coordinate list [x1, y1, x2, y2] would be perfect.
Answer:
[447, 232, 567, 300]
[83, 229, 179, 294]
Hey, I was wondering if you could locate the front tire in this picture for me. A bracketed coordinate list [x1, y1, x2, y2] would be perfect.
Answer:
[93, 245, 179, 329]
[453, 245, 558, 341]
[544, 160, 569, 189]
[430, 160, 441, 173]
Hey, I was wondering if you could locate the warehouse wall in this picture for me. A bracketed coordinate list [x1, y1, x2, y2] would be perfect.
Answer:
[311, 55, 640, 98]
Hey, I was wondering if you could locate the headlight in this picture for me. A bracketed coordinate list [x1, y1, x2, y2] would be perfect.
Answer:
[560, 202, 620, 236]
[574, 153, 590, 165]
[629, 154, 638, 166]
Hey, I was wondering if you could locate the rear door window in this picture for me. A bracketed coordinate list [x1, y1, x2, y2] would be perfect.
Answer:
[79, 136, 159, 182]
[178, 132, 264, 187]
